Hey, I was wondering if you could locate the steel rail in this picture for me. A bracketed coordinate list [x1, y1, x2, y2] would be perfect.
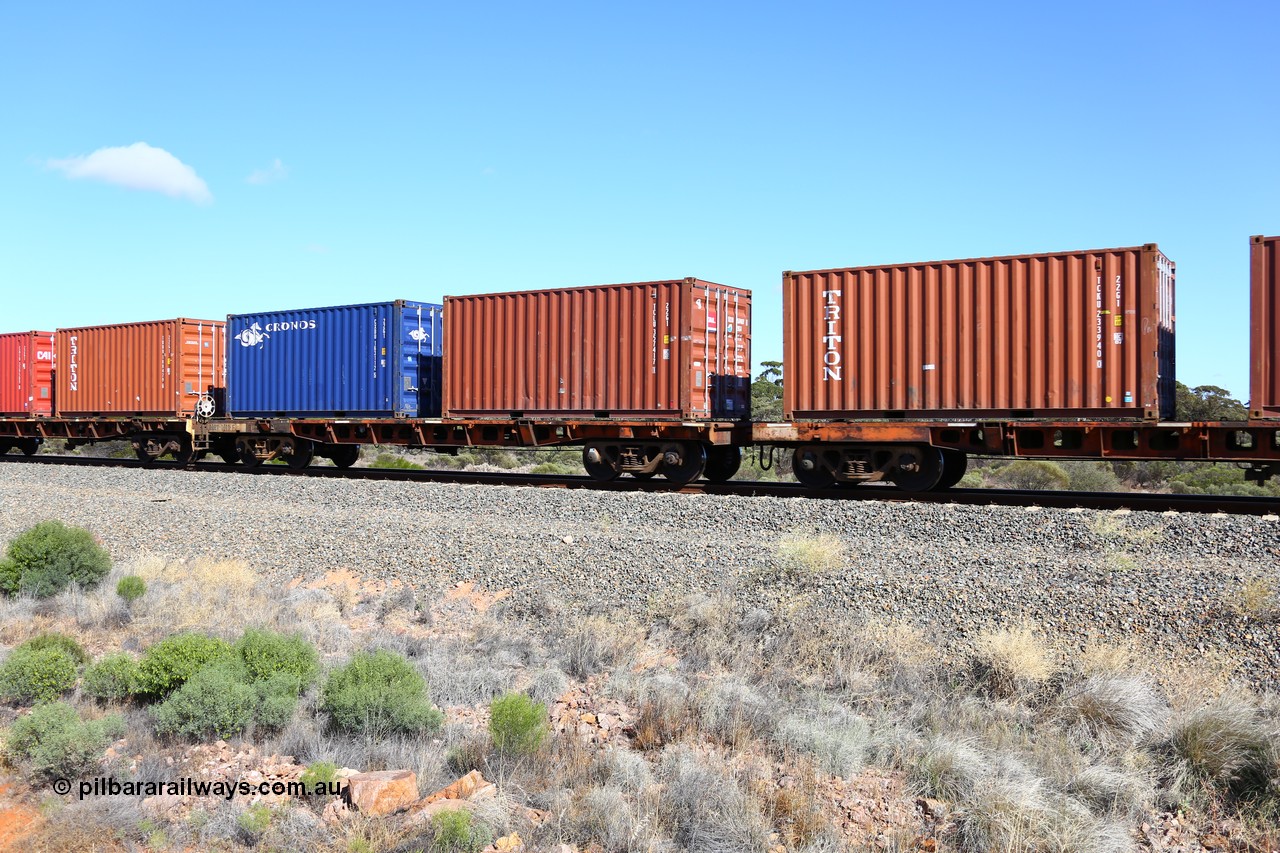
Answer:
[3, 454, 1277, 516]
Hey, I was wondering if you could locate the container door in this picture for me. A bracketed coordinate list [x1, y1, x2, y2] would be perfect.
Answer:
[397, 303, 443, 417]
[686, 284, 750, 419]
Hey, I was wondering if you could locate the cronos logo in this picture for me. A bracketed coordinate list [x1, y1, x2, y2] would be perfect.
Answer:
[235, 319, 319, 349]
[235, 323, 270, 348]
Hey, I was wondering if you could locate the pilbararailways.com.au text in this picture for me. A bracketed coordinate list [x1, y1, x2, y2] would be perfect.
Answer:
[64, 777, 337, 800]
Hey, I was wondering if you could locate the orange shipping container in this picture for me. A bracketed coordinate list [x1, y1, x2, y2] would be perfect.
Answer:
[443, 280, 751, 419]
[1250, 235, 1280, 419]
[784, 244, 1176, 420]
[0, 331, 55, 416]
[55, 319, 225, 417]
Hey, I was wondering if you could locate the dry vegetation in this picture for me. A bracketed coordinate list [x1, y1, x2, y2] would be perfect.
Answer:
[0, 544, 1277, 853]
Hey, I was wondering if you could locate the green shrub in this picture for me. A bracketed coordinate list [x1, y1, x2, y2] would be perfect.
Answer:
[115, 575, 146, 605]
[321, 650, 443, 735]
[989, 460, 1070, 491]
[1064, 462, 1122, 492]
[136, 633, 232, 699]
[153, 659, 258, 738]
[0, 646, 80, 703]
[0, 520, 111, 597]
[371, 453, 424, 470]
[234, 629, 318, 691]
[253, 672, 303, 729]
[83, 653, 141, 701]
[299, 761, 338, 796]
[430, 807, 491, 853]
[237, 803, 272, 839]
[5, 701, 124, 779]
[956, 470, 987, 489]
[15, 633, 89, 665]
[488, 692, 549, 756]
[152, 657, 301, 738]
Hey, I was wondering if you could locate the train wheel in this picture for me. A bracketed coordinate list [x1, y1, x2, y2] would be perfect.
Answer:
[0, 443, 11, 455]
[891, 447, 944, 492]
[284, 440, 315, 470]
[934, 450, 968, 490]
[660, 442, 706, 485]
[172, 439, 195, 466]
[703, 446, 742, 483]
[583, 442, 621, 482]
[327, 444, 361, 469]
[219, 452, 240, 465]
[236, 439, 263, 468]
[134, 447, 160, 464]
[19, 439, 40, 457]
[792, 446, 836, 488]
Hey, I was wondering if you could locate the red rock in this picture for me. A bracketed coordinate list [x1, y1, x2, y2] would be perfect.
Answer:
[346, 770, 418, 815]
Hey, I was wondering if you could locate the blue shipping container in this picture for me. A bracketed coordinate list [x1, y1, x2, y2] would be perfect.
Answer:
[226, 300, 443, 417]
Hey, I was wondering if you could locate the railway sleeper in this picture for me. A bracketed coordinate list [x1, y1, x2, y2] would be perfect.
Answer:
[792, 443, 965, 492]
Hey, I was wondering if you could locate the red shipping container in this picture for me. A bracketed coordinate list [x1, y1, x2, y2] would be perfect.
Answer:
[1250, 235, 1280, 419]
[444, 280, 751, 419]
[784, 244, 1176, 420]
[0, 331, 55, 416]
[55, 319, 225, 417]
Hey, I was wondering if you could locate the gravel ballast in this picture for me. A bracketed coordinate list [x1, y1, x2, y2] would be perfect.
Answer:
[1, 464, 1277, 687]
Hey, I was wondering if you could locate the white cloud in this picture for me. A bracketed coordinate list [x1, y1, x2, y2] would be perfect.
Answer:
[47, 142, 212, 204]
[247, 158, 288, 185]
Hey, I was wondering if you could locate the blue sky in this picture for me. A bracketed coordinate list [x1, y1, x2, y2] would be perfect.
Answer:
[2, 2, 1276, 401]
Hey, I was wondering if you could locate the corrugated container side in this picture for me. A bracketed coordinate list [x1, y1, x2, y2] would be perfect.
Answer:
[1251, 235, 1280, 419]
[54, 319, 225, 417]
[0, 331, 55, 416]
[226, 301, 443, 417]
[443, 280, 751, 419]
[783, 245, 1175, 420]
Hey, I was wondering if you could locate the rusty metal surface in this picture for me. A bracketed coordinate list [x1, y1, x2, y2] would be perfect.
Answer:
[1251, 235, 1280, 419]
[757, 419, 1280, 464]
[0, 331, 54, 416]
[784, 245, 1176, 420]
[54, 319, 225, 416]
[443, 279, 751, 420]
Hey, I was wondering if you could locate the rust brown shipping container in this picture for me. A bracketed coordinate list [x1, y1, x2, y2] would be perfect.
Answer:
[784, 244, 1176, 421]
[443, 280, 751, 419]
[55, 319, 225, 417]
[1251, 235, 1280, 419]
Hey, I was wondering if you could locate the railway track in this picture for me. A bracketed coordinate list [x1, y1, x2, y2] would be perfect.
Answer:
[3, 453, 1278, 516]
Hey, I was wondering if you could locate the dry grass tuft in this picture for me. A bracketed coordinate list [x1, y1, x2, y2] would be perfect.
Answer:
[774, 530, 846, 578]
[659, 747, 772, 853]
[1239, 576, 1278, 621]
[698, 678, 778, 747]
[757, 778, 834, 848]
[970, 625, 1055, 699]
[776, 708, 871, 778]
[628, 674, 693, 751]
[1164, 693, 1275, 797]
[560, 615, 642, 678]
[1067, 763, 1154, 817]
[1075, 639, 1139, 677]
[129, 558, 274, 638]
[1058, 675, 1168, 746]
[910, 736, 990, 803]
